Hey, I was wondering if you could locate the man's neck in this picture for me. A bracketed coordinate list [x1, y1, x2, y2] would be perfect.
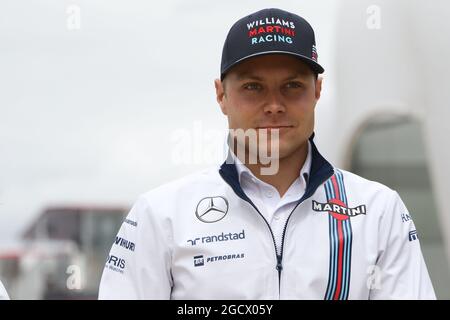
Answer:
[237, 143, 309, 198]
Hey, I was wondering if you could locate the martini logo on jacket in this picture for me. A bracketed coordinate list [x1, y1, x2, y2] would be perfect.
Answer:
[312, 199, 366, 220]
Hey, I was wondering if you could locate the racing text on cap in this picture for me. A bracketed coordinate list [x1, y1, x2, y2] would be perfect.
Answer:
[247, 17, 296, 45]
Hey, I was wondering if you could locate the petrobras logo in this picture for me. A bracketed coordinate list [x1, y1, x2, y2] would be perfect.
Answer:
[187, 230, 245, 246]
[106, 254, 126, 274]
[193, 253, 245, 267]
[312, 199, 366, 220]
[193, 255, 204, 267]
[206, 253, 245, 263]
[114, 236, 136, 252]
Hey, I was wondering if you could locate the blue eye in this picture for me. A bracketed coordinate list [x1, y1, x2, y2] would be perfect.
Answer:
[285, 82, 302, 89]
[243, 83, 262, 90]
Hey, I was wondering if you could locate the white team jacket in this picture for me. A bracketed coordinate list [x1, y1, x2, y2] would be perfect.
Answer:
[0, 280, 9, 300]
[99, 139, 436, 300]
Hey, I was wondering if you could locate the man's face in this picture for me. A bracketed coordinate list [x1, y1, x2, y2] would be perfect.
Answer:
[215, 54, 322, 161]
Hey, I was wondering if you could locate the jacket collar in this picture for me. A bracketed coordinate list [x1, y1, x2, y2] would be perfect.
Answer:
[219, 135, 334, 204]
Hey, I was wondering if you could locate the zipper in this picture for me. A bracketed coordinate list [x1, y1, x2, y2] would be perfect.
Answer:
[277, 170, 334, 297]
[247, 199, 302, 297]
[218, 154, 334, 298]
[227, 176, 333, 298]
[276, 254, 283, 290]
[217, 168, 282, 292]
[278, 199, 307, 290]
[275, 201, 307, 294]
[246, 202, 280, 270]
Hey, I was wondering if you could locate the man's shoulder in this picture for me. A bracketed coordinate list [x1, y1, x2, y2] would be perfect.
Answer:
[335, 168, 397, 198]
[332, 169, 403, 220]
[139, 165, 223, 202]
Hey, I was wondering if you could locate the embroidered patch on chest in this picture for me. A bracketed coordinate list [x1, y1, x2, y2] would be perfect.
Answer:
[312, 199, 366, 220]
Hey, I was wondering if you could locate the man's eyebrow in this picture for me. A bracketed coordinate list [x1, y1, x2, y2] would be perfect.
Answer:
[236, 71, 310, 81]
[284, 72, 310, 80]
[236, 73, 264, 81]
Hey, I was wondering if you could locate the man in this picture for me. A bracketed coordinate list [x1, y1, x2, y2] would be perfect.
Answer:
[99, 8, 435, 299]
[0, 280, 9, 300]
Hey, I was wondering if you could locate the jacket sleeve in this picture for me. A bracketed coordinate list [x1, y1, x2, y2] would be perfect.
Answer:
[0, 280, 9, 300]
[369, 190, 436, 300]
[98, 195, 173, 299]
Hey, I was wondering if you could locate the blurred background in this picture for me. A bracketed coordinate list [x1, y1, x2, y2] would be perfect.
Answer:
[1, 0, 449, 299]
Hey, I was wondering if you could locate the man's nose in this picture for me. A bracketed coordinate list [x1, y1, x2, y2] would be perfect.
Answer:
[263, 89, 286, 114]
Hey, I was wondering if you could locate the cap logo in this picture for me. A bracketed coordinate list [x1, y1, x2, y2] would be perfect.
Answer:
[312, 45, 318, 61]
[220, 9, 325, 77]
[247, 17, 296, 45]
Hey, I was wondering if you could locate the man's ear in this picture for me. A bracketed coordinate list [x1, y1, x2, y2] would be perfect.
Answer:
[214, 78, 227, 115]
[315, 76, 323, 101]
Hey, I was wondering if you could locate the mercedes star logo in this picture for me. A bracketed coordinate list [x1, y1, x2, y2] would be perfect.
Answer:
[195, 196, 229, 223]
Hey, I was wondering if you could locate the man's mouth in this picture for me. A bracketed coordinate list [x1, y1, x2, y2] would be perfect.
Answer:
[256, 125, 293, 131]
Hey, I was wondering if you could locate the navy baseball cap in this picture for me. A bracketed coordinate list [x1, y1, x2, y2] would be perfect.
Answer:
[220, 8, 324, 80]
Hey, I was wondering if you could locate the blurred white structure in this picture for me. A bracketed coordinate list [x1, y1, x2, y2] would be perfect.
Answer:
[319, 0, 450, 299]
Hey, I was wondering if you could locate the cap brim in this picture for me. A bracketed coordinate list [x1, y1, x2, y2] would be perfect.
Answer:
[221, 50, 324, 80]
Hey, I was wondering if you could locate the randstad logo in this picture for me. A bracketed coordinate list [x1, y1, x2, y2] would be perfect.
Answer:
[187, 230, 246, 246]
